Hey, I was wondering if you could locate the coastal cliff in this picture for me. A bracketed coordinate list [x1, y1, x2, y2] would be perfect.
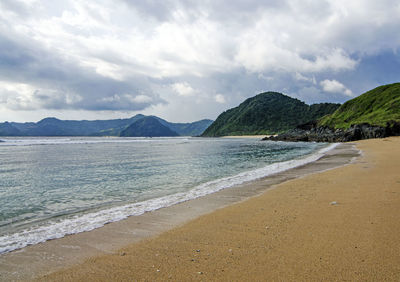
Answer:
[265, 83, 400, 142]
[264, 121, 400, 142]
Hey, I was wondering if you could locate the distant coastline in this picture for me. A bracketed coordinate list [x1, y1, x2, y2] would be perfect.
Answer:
[0, 115, 213, 137]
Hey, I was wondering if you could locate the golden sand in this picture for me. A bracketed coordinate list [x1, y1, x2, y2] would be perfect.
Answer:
[38, 137, 400, 281]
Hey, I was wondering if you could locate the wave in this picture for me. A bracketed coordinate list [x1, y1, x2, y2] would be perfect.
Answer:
[0, 137, 190, 146]
[0, 143, 337, 254]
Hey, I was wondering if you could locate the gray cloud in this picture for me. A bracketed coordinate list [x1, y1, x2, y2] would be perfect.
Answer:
[0, 0, 399, 122]
[121, 0, 178, 21]
[0, 0, 32, 17]
[0, 28, 165, 112]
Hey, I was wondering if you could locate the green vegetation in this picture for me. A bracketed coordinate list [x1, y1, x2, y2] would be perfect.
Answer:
[202, 92, 340, 136]
[319, 83, 400, 129]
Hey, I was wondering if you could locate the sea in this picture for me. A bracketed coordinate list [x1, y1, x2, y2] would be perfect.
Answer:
[0, 137, 334, 254]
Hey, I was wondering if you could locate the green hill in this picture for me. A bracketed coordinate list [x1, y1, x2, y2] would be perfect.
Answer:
[201, 92, 339, 137]
[120, 116, 179, 137]
[319, 83, 400, 129]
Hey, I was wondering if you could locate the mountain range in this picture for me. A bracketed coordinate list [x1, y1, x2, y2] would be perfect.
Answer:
[2, 82, 399, 140]
[0, 115, 213, 137]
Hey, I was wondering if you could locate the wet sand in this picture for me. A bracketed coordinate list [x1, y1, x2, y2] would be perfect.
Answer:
[0, 140, 381, 281]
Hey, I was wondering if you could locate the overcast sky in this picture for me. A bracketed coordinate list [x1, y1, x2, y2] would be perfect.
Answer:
[0, 0, 399, 122]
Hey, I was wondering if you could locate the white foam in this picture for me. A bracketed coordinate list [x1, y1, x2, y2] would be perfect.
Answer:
[0, 137, 190, 146]
[0, 143, 338, 254]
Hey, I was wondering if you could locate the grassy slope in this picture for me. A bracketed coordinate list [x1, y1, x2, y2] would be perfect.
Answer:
[319, 83, 400, 129]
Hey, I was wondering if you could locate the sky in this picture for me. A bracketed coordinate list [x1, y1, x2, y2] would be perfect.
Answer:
[0, 0, 399, 123]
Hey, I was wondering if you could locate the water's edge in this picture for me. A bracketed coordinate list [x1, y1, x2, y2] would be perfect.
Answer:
[0, 143, 360, 281]
[0, 143, 336, 254]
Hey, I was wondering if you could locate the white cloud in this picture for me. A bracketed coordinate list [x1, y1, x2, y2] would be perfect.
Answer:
[2, 1, 399, 82]
[235, 40, 357, 73]
[65, 93, 83, 105]
[320, 79, 353, 96]
[0, 81, 35, 97]
[100, 94, 121, 103]
[131, 94, 153, 103]
[295, 73, 316, 84]
[0, 81, 39, 110]
[0, 80, 85, 111]
[171, 82, 196, 97]
[215, 94, 226, 104]
[0, 0, 399, 122]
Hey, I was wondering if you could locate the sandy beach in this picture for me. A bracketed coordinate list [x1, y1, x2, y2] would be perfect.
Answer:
[1, 137, 400, 281]
[221, 135, 271, 139]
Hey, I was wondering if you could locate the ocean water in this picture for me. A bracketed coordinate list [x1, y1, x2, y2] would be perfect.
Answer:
[0, 137, 333, 254]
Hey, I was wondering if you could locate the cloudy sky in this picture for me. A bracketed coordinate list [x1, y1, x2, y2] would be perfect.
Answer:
[0, 0, 399, 122]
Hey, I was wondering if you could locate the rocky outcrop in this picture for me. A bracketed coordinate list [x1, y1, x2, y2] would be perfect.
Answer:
[264, 121, 400, 142]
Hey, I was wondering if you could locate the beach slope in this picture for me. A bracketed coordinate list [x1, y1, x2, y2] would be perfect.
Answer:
[40, 137, 400, 281]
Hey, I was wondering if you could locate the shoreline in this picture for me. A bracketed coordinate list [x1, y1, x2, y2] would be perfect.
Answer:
[40, 137, 400, 281]
[0, 142, 359, 281]
[220, 135, 272, 138]
[0, 141, 334, 255]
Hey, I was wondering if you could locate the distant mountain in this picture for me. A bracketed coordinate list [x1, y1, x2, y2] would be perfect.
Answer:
[155, 118, 213, 136]
[120, 116, 179, 137]
[201, 92, 340, 137]
[0, 122, 21, 136]
[0, 115, 213, 137]
[5, 116, 141, 136]
[319, 83, 400, 129]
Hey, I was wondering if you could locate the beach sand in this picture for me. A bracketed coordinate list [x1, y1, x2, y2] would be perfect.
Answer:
[0, 143, 357, 281]
[221, 135, 271, 139]
[1, 138, 399, 281]
[37, 137, 400, 281]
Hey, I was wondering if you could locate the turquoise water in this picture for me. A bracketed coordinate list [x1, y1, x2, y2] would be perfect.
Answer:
[0, 137, 329, 253]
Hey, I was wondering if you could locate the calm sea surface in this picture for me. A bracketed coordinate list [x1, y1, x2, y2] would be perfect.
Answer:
[0, 137, 330, 253]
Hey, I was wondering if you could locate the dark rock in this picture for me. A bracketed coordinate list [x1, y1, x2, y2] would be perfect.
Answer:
[386, 121, 400, 136]
[264, 121, 400, 143]
[296, 120, 318, 131]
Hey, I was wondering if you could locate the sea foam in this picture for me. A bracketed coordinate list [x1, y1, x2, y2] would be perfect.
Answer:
[0, 143, 337, 254]
[0, 137, 189, 146]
